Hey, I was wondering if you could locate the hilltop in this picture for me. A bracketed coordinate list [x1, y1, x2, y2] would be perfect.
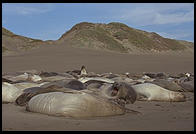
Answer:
[57, 22, 194, 54]
[2, 22, 194, 55]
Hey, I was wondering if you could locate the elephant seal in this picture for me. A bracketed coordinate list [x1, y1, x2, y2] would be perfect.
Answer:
[146, 79, 184, 92]
[2, 82, 23, 103]
[144, 72, 168, 79]
[16, 79, 86, 106]
[101, 82, 137, 105]
[179, 80, 194, 92]
[64, 79, 86, 90]
[40, 79, 86, 90]
[6, 72, 29, 82]
[84, 82, 137, 106]
[78, 77, 115, 84]
[39, 71, 58, 77]
[15, 85, 76, 106]
[13, 82, 48, 91]
[84, 80, 106, 89]
[80, 65, 87, 76]
[3, 72, 42, 83]
[66, 65, 87, 78]
[131, 83, 186, 102]
[25, 82, 138, 118]
[26, 91, 125, 118]
[2, 78, 13, 83]
[100, 73, 119, 79]
[41, 75, 67, 82]
[16, 81, 137, 108]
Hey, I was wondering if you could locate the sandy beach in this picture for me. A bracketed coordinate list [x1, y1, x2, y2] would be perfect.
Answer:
[2, 45, 194, 131]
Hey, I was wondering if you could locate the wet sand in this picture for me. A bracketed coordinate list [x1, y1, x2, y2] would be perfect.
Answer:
[2, 45, 194, 131]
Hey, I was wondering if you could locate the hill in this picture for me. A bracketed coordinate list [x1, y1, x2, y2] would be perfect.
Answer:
[2, 27, 54, 55]
[2, 22, 194, 55]
[57, 22, 194, 53]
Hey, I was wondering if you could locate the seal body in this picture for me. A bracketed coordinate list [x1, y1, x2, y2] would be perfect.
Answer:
[132, 83, 186, 102]
[147, 79, 183, 92]
[179, 80, 194, 92]
[26, 92, 125, 118]
[78, 77, 115, 84]
[2, 82, 23, 103]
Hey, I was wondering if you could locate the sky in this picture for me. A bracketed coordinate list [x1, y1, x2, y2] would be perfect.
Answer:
[2, 3, 194, 42]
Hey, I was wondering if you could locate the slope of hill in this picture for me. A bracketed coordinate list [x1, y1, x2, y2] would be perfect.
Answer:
[57, 22, 194, 53]
[2, 22, 194, 55]
[2, 28, 55, 55]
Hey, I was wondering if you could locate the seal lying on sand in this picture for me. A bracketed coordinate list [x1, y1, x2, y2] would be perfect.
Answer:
[16, 79, 86, 106]
[40, 79, 86, 90]
[25, 82, 138, 118]
[13, 82, 48, 91]
[16, 86, 75, 106]
[146, 79, 184, 92]
[2, 78, 13, 83]
[2, 72, 42, 83]
[39, 71, 58, 77]
[16, 81, 137, 109]
[131, 83, 186, 102]
[2, 82, 23, 103]
[78, 77, 115, 84]
[179, 80, 194, 92]
[26, 91, 126, 118]
[97, 82, 137, 105]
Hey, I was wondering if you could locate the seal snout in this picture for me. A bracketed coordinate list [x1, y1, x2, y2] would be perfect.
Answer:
[174, 92, 186, 102]
[111, 82, 120, 96]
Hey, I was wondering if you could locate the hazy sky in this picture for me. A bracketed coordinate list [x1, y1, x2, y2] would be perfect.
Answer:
[2, 3, 194, 42]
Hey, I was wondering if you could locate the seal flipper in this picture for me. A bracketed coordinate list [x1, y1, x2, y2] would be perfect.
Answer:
[124, 108, 142, 115]
[137, 94, 148, 101]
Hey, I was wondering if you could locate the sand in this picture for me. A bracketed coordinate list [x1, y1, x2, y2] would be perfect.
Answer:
[2, 45, 194, 131]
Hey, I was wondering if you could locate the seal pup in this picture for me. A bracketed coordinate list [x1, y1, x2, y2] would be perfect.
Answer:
[131, 83, 186, 102]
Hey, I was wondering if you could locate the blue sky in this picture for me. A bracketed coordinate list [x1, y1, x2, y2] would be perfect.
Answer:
[2, 3, 194, 42]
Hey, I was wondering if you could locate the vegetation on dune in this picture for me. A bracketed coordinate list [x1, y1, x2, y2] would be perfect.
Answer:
[2, 28, 14, 36]
[2, 21, 194, 54]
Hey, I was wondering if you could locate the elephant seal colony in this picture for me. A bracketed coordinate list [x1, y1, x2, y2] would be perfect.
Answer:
[2, 66, 194, 118]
